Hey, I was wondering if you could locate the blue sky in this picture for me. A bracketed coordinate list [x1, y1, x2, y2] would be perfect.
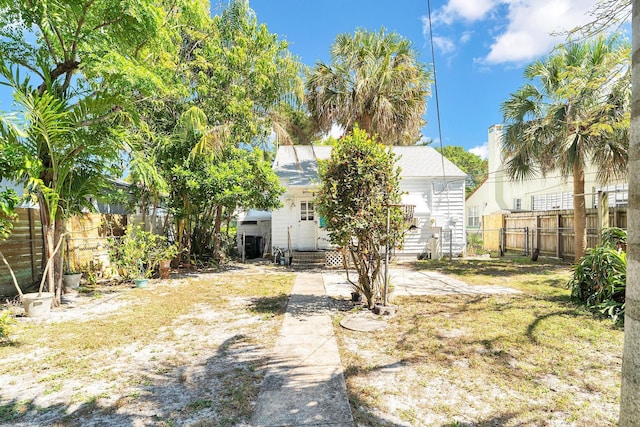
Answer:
[246, 0, 629, 158]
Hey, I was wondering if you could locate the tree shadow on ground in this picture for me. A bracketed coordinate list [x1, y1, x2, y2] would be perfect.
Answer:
[1, 334, 272, 426]
[247, 293, 289, 315]
[415, 258, 570, 278]
[439, 412, 521, 426]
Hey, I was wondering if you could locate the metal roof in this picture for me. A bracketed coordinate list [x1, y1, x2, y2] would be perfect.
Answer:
[273, 145, 466, 185]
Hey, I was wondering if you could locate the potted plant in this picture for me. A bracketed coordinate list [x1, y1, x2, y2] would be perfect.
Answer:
[62, 267, 83, 291]
[156, 244, 179, 279]
[113, 224, 179, 287]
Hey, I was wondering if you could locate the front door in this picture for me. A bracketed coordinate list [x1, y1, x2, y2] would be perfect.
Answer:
[297, 200, 316, 250]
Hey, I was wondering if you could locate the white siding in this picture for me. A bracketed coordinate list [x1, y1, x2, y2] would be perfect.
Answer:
[396, 177, 432, 256]
[431, 179, 466, 256]
[271, 193, 297, 252]
[271, 189, 328, 252]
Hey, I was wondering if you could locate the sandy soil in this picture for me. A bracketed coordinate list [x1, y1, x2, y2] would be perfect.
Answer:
[0, 265, 285, 427]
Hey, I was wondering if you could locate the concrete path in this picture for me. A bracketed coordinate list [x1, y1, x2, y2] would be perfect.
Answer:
[323, 267, 520, 298]
[250, 272, 354, 427]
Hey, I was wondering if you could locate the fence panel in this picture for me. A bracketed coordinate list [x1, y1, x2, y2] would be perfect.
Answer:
[1, 210, 127, 296]
[491, 207, 626, 261]
[0, 208, 43, 295]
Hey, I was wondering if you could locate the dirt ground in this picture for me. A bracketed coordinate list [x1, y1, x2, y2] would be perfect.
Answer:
[0, 262, 624, 426]
[0, 265, 289, 426]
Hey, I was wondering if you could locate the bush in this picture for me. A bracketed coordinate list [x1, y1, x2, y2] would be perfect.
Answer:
[111, 225, 179, 279]
[568, 228, 626, 324]
[0, 309, 16, 343]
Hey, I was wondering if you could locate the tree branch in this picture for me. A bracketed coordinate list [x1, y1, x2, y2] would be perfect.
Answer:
[37, 60, 80, 95]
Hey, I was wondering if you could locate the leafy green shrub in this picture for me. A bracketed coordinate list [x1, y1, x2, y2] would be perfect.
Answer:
[601, 226, 627, 250]
[0, 310, 16, 343]
[111, 225, 179, 279]
[568, 229, 626, 323]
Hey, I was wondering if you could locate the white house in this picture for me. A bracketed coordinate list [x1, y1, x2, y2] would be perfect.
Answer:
[271, 145, 467, 259]
[466, 124, 629, 231]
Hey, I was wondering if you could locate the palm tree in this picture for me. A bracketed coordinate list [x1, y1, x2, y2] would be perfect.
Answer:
[306, 28, 432, 145]
[621, 2, 639, 425]
[500, 35, 630, 260]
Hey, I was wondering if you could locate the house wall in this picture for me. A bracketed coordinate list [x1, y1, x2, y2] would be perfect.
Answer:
[466, 124, 628, 233]
[271, 186, 331, 252]
[271, 145, 467, 257]
[394, 177, 466, 257]
[431, 179, 466, 256]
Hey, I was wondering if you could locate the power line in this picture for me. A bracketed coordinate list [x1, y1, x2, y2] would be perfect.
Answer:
[426, 0, 449, 203]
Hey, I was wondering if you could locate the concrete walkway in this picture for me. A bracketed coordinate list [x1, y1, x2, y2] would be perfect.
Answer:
[250, 272, 354, 427]
[323, 267, 520, 298]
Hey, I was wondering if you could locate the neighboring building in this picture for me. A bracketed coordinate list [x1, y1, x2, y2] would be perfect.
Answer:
[466, 124, 628, 232]
[271, 145, 467, 259]
[0, 178, 130, 214]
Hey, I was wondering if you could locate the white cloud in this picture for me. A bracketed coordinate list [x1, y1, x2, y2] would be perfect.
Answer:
[433, 36, 456, 54]
[428, 0, 617, 65]
[434, 0, 499, 25]
[459, 31, 472, 44]
[469, 143, 488, 159]
[484, 0, 601, 65]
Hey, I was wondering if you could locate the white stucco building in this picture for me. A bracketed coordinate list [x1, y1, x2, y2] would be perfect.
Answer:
[466, 124, 628, 231]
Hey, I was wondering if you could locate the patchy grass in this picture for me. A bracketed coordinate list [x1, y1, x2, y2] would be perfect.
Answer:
[0, 264, 293, 426]
[336, 257, 623, 426]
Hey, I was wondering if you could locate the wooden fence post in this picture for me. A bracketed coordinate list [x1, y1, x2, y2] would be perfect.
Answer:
[556, 214, 562, 259]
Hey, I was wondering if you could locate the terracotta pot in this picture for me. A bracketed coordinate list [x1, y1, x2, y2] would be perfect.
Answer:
[159, 260, 171, 279]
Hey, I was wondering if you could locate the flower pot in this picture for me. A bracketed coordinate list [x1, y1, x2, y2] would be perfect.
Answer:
[158, 260, 171, 279]
[62, 273, 82, 290]
[22, 292, 54, 317]
[134, 278, 149, 288]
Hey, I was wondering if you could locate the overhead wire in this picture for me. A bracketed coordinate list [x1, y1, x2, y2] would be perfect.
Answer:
[426, 0, 447, 194]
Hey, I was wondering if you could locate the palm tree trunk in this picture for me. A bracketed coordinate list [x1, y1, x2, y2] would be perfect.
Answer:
[572, 162, 587, 260]
[620, 1, 640, 424]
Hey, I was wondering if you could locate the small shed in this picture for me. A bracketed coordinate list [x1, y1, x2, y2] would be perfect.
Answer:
[236, 210, 272, 259]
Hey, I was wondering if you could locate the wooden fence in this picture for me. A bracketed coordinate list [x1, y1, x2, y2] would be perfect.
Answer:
[479, 207, 627, 261]
[0, 208, 127, 296]
[0, 208, 44, 296]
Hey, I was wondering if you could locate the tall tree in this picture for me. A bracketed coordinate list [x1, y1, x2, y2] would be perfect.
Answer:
[436, 146, 488, 197]
[306, 28, 432, 145]
[154, 0, 303, 261]
[0, 0, 180, 304]
[501, 35, 630, 260]
[621, 2, 640, 424]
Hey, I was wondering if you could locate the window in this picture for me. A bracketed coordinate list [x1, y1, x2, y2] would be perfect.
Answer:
[300, 201, 314, 221]
[513, 198, 522, 210]
[468, 206, 479, 228]
[532, 192, 573, 211]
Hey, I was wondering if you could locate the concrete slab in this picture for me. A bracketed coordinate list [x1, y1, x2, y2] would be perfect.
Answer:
[323, 267, 520, 298]
[251, 369, 353, 426]
[250, 272, 354, 427]
[340, 315, 388, 332]
[271, 336, 343, 366]
[279, 316, 334, 337]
